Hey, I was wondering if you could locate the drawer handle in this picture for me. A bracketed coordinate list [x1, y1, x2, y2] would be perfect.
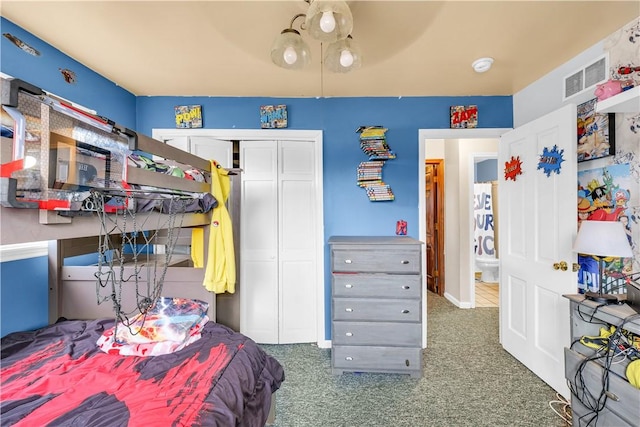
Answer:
[345, 284, 353, 289]
[405, 359, 410, 367]
[344, 259, 352, 264]
[402, 285, 410, 290]
[345, 332, 353, 337]
[345, 356, 353, 361]
[401, 260, 410, 264]
[345, 308, 353, 312]
[401, 309, 410, 314]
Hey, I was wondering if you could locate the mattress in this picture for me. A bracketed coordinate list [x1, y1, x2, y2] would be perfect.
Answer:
[0, 319, 284, 426]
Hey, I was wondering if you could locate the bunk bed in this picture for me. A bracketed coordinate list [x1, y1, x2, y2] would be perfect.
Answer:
[0, 78, 283, 426]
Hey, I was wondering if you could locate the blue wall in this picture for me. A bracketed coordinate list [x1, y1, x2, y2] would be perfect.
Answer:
[1, 18, 513, 339]
[0, 257, 49, 336]
[1, 18, 136, 129]
[476, 159, 498, 182]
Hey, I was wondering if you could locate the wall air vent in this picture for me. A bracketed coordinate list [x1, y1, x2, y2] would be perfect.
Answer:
[563, 53, 609, 101]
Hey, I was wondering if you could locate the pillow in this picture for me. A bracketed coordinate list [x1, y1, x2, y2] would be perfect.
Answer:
[112, 297, 209, 345]
[98, 315, 209, 357]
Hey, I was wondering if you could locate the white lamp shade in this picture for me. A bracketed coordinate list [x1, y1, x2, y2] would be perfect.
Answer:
[305, 0, 353, 43]
[573, 220, 633, 258]
[324, 36, 362, 73]
[270, 29, 311, 70]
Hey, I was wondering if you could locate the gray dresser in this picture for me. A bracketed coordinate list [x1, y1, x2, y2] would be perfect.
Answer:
[564, 294, 640, 426]
[329, 236, 423, 378]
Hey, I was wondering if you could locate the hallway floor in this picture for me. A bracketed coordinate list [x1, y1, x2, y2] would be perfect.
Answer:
[475, 282, 499, 307]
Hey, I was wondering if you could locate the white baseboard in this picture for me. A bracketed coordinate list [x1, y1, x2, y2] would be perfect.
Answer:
[444, 292, 472, 309]
[317, 339, 331, 349]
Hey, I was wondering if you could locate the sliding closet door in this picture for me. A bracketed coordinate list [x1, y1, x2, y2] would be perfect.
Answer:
[240, 140, 317, 344]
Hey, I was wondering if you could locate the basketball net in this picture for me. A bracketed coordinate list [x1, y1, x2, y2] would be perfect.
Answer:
[89, 189, 188, 335]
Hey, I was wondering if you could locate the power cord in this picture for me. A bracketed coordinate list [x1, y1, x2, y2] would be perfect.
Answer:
[568, 312, 640, 426]
[549, 392, 572, 425]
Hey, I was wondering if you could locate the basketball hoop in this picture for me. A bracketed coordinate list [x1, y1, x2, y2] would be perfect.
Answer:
[90, 189, 190, 336]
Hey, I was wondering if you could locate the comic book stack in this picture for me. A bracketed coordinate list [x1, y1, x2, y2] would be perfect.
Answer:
[356, 126, 395, 201]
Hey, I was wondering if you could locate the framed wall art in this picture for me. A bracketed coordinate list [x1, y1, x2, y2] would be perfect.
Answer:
[577, 98, 615, 162]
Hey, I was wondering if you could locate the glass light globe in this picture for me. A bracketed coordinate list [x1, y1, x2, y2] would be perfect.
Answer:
[283, 46, 298, 65]
[305, 0, 353, 43]
[319, 11, 336, 33]
[324, 35, 362, 73]
[270, 28, 311, 70]
[339, 50, 354, 67]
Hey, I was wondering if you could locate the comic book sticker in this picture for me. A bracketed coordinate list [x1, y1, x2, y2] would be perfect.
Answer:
[504, 156, 523, 181]
[537, 145, 565, 177]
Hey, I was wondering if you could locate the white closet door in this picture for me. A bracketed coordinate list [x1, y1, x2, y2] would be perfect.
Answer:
[278, 140, 317, 343]
[240, 140, 318, 344]
[162, 136, 189, 152]
[189, 136, 233, 168]
[240, 140, 279, 343]
[160, 136, 232, 168]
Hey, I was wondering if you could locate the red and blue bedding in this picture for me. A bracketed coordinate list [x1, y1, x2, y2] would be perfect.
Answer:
[1, 319, 284, 426]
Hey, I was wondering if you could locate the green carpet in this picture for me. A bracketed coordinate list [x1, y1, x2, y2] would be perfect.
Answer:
[260, 291, 569, 426]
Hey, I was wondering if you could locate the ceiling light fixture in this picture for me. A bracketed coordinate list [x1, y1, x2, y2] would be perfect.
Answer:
[472, 57, 494, 73]
[271, 0, 362, 73]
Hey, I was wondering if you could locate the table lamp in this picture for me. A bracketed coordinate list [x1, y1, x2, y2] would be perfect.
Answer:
[573, 220, 633, 303]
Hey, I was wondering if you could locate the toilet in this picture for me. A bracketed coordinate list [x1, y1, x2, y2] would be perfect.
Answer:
[476, 257, 500, 283]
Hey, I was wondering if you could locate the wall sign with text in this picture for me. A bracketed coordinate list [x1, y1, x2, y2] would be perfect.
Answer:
[450, 105, 478, 129]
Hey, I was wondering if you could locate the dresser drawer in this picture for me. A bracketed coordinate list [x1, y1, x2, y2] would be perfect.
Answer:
[333, 321, 421, 346]
[565, 347, 640, 425]
[333, 298, 421, 322]
[331, 248, 420, 274]
[332, 345, 422, 376]
[332, 274, 421, 299]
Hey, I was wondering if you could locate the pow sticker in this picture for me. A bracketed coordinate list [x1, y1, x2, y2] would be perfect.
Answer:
[537, 145, 565, 177]
[504, 156, 523, 181]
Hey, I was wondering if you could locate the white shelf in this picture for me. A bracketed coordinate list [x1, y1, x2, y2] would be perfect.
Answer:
[595, 85, 640, 113]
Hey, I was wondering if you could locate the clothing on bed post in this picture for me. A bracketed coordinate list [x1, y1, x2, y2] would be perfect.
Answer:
[203, 160, 236, 294]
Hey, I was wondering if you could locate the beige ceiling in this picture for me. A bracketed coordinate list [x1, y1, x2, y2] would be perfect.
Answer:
[2, 1, 639, 98]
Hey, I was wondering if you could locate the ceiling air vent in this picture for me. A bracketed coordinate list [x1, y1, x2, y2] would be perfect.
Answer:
[563, 53, 608, 101]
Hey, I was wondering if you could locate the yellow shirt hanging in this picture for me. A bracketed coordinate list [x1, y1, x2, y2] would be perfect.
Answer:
[202, 160, 236, 293]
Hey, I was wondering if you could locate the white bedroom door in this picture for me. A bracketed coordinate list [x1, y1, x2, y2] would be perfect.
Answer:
[499, 104, 577, 398]
[240, 139, 318, 344]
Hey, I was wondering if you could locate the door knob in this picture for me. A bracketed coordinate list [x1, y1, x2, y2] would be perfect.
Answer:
[553, 261, 568, 271]
[572, 263, 580, 272]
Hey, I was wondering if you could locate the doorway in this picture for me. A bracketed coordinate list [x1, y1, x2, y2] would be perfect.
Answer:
[472, 153, 499, 308]
[425, 160, 444, 296]
[151, 128, 327, 347]
[418, 129, 510, 310]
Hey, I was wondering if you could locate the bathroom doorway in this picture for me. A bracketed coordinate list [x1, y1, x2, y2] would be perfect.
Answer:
[473, 154, 499, 308]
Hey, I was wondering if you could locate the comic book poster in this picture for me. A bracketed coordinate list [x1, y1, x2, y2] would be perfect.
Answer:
[260, 105, 287, 129]
[577, 163, 635, 293]
[174, 105, 202, 129]
[450, 105, 478, 129]
[577, 98, 615, 162]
